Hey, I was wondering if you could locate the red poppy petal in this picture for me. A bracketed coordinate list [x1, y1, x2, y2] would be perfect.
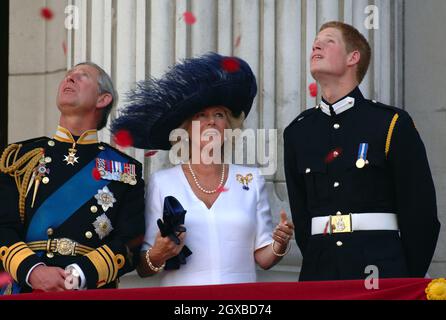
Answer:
[324, 147, 343, 164]
[217, 186, 229, 193]
[62, 41, 67, 56]
[96, 280, 106, 287]
[221, 57, 240, 73]
[234, 35, 241, 48]
[113, 130, 133, 148]
[92, 168, 101, 180]
[309, 82, 318, 97]
[0, 272, 13, 287]
[144, 150, 158, 157]
[40, 7, 54, 20]
[183, 11, 196, 25]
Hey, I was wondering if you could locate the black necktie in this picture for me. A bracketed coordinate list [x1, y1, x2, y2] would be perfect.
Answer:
[329, 105, 336, 117]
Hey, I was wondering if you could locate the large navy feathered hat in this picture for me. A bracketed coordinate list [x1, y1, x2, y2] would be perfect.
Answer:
[111, 52, 257, 150]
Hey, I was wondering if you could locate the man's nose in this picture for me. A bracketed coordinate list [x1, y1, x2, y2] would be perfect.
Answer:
[65, 74, 75, 83]
[312, 40, 322, 51]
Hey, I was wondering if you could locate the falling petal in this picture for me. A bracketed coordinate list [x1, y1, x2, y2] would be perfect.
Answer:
[0, 272, 13, 287]
[113, 130, 134, 148]
[92, 168, 101, 181]
[217, 186, 229, 193]
[183, 11, 197, 25]
[325, 147, 343, 164]
[96, 280, 106, 287]
[62, 41, 67, 56]
[234, 35, 241, 48]
[221, 57, 240, 73]
[309, 82, 318, 97]
[40, 7, 54, 20]
[144, 150, 158, 157]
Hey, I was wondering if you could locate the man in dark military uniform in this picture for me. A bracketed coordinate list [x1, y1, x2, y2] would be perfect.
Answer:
[284, 21, 440, 281]
[0, 62, 145, 293]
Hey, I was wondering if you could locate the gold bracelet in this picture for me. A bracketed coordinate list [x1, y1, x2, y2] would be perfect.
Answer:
[145, 247, 165, 272]
[271, 240, 291, 257]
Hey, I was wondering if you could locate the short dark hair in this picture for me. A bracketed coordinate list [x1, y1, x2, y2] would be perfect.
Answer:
[75, 62, 118, 130]
[319, 21, 371, 83]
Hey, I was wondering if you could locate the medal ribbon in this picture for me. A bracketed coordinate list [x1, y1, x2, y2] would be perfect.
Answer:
[357, 143, 368, 161]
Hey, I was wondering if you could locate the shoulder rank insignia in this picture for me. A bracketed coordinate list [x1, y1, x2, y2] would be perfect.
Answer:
[236, 173, 253, 191]
[93, 213, 114, 239]
[96, 158, 137, 185]
[94, 186, 116, 212]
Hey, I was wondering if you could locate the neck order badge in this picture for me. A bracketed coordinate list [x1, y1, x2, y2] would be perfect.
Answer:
[53, 126, 99, 166]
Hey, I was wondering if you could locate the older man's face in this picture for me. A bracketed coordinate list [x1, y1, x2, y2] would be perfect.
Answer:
[56, 64, 101, 115]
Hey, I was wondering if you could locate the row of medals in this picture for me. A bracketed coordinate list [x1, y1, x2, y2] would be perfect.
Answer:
[65, 146, 137, 186]
[98, 169, 137, 185]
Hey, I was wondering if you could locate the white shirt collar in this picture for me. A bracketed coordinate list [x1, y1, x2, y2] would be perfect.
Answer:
[320, 96, 355, 116]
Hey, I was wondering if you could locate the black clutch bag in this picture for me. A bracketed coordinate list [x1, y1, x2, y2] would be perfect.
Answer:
[156, 196, 192, 270]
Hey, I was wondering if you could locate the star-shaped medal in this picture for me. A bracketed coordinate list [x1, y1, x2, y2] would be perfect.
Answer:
[64, 150, 79, 166]
[94, 186, 116, 212]
[92, 214, 114, 240]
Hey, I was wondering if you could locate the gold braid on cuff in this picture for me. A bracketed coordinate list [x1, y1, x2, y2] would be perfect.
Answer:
[145, 247, 165, 272]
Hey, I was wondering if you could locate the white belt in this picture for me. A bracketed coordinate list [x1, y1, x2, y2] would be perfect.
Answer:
[311, 213, 398, 235]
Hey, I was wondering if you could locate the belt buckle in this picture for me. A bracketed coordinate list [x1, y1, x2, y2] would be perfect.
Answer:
[55, 238, 77, 256]
[330, 213, 352, 234]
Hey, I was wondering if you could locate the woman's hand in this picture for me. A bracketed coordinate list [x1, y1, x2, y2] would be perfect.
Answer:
[272, 210, 295, 254]
[150, 230, 186, 266]
[255, 210, 295, 269]
[137, 229, 186, 277]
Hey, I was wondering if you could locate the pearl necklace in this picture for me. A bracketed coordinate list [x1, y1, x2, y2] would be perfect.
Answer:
[187, 162, 225, 194]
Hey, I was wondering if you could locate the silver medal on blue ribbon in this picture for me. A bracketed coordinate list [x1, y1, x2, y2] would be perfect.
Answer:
[356, 143, 368, 168]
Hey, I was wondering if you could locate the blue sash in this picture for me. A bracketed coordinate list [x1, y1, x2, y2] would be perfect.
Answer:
[25, 148, 128, 242]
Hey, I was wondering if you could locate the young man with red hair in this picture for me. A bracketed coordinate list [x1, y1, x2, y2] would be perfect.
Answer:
[284, 21, 440, 281]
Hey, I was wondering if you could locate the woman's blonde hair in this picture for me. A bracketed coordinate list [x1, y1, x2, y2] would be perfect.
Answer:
[177, 106, 245, 134]
[169, 105, 245, 157]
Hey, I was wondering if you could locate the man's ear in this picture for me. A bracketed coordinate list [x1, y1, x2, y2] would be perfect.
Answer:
[96, 93, 113, 110]
[347, 50, 361, 67]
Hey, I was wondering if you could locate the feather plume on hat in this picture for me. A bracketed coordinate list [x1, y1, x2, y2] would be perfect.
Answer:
[111, 52, 257, 150]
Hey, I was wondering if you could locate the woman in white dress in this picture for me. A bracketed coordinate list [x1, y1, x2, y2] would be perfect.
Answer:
[111, 52, 294, 286]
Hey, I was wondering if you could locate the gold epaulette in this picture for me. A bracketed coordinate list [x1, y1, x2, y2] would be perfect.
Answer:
[0, 144, 45, 222]
[385, 114, 399, 158]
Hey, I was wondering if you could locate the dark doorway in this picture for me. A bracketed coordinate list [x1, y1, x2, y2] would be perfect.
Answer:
[0, 1, 9, 151]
